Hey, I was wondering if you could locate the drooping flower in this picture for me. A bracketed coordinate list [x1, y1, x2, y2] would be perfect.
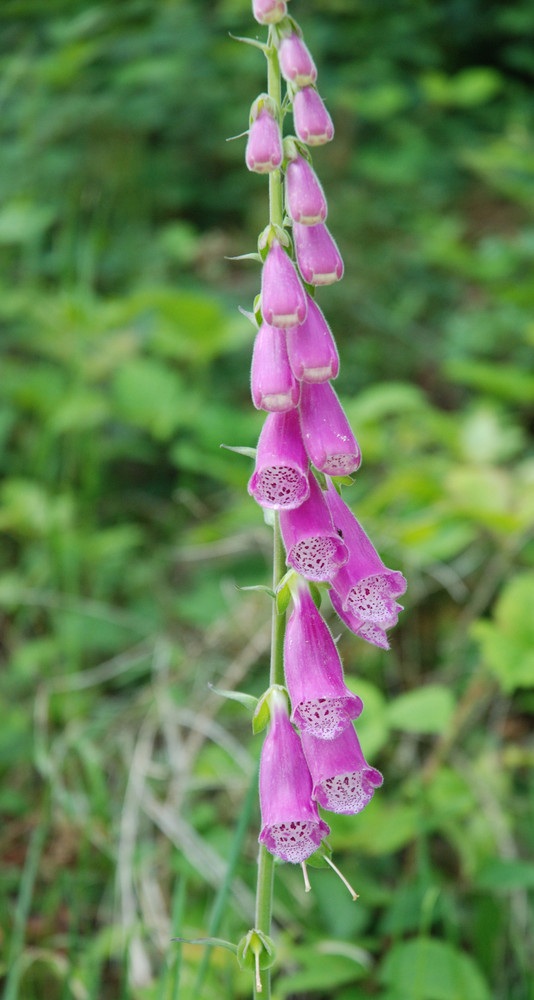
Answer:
[246, 98, 283, 174]
[284, 583, 362, 739]
[286, 294, 339, 382]
[293, 87, 334, 146]
[252, 0, 287, 24]
[285, 154, 327, 225]
[329, 587, 402, 651]
[259, 690, 330, 863]
[251, 324, 299, 412]
[293, 222, 344, 286]
[301, 724, 383, 814]
[279, 472, 348, 580]
[248, 408, 310, 509]
[261, 240, 307, 328]
[299, 381, 361, 476]
[278, 34, 317, 87]
[325, 479, 406, 626]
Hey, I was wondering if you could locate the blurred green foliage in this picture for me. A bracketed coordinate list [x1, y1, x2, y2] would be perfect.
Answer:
[1, 0, 533, 998]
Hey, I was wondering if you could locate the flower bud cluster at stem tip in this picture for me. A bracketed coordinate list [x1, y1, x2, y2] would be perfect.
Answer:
[228, 2, 407, 995]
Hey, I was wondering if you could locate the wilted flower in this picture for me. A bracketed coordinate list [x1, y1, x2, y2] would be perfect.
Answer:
[259, 690, 330, 863]
[246, 99, 283, 174]
[261, 240, 307, 328]
[299, 381, 361, 475]
[325, 479, 406, 626]
[293, 222, 344, 285]
[285, 154, 327, 225]
[286, 294, 339, 383]
[248, 408, 310, 509]
[278, 34, 317, 87]
[280, 472, 348, 579]
[301, 724, 383, 814]
[284, 583, 363, 738]
[293, 86, 334, 145]
[251, 323, 300, 412]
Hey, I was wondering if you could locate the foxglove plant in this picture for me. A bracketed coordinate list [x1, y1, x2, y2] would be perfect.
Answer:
[204, 4, 405, 995]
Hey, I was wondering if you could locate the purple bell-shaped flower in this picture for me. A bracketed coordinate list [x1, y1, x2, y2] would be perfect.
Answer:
[261, 240, 308, 328]
[252, 0, 287, 24]
[285, 154, 327, 225]
[259, 690, 330, 863]
[293, 87, 334, 146]
[246, 100, 283, 174]
[278, 34, 317, 87]
[286, 294, 339, 383]
[329, 588, 402, 651]
[251, 324, 300, 412]
[284, 584, 363, 739]
[301, 724, 383, 814]
[299, 381, 361, 476]
[325, 479, 407, 627]
[279, 473, 348, 580]
[293, 222, 344, 286]
[248, 409, 310, 510]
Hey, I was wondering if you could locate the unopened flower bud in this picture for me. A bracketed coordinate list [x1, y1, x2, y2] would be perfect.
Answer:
[279, 34, 317, 87]
[299, 381, 361, 476]
[246, 101, 283, 174]
[251, 324, 300, 412]
[261, 240, 308, 328]
[286, 294, 339, 383]
[293, 87, 334, 146]
[293, 222, 344, 285]
[252, 0, 287, 24]
[285, 154, 327, 225]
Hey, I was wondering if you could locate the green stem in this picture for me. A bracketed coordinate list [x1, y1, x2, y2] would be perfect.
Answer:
[253, 33, 286, 1000]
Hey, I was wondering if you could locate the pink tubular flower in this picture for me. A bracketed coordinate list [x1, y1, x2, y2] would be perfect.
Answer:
[301, 724, 383, 814]
[325, 480, 407, 625]
[293, 222, 344, 286]
[293, 87, 334, 146]
[259, 691, 330, 863]
[246, 106, 283, 174]
[284, 584, 363, 739]
[329, 588, 401, 651]
[286, 294, 339, 383]
[299, 381, 361, 476]
[252, 0, 287, 24]
[248, 409, 310, 509]
[280, 472, 348, 580]
[251, 324, 299, 412]
[261, 240, 308, 328]
[278, 34, 317, 87]
[285, 155, 327, 225]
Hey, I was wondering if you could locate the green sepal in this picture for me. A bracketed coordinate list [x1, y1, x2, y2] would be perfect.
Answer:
[228, 32, 269, 53]
[171, 936, 237, 955]
[308, 581, 322, 610]
[225, 251, 262, 262]
[253, 293, 263, 327]
[237, 584, 276, 600]
[236, 929, 276, 972]
[252, 684, 289, 734]
[276, 567, 296, 615]
[330, 474, 355, 487]
[208, 684, 258, 711]
[305, 840, 333, 870]
[220, 444, 257, 459]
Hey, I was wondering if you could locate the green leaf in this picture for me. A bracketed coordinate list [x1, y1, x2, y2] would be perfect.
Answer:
[306, 840, 333, 870]
[472, 572, 534, 692]
[387, 686, 455, 735]
[171, 936, 237, 955]
[112, 358, 188, 440]
[475, 859, 534, 892]
[208, 684, 257, 711]
[237, 584, 275, 599]
[380, 937, 490, 1000]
